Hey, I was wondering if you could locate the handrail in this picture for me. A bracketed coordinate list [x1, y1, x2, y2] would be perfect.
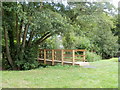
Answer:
[39, 49, 86, 51]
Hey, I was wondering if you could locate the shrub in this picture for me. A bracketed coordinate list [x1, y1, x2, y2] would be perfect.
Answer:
[75, 36, 94, 50]
[14, 46, 40, 70]
[86, 51, 102, 62]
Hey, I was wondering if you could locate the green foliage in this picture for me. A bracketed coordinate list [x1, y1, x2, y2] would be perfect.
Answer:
[86, 51, 102, 62]
[2, 58, 11, 70]
[91, 28, 119, 58]
[112, 14, 120, 50]
[2, 2, 72, 70]
[40, 35, 63, 49]
[62, 31, 77, 49]
[75, 36, 95, 50]
[14, 46, 39, 70]
[62, 3, 119, 59]
[32, 8, 69, 35]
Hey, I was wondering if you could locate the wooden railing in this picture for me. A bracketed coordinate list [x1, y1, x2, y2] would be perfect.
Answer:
[39, 49, 86, 66]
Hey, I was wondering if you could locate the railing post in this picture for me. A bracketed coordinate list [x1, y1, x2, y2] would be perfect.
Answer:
[61, 50, 64, 65]
[52, 49, 54, 65]
[83, 51, 86, 62]
[72, 50, 75, 66]
[44, 49, 46, 64]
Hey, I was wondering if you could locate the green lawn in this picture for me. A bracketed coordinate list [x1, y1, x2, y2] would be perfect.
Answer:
[1, 58, 118, 88]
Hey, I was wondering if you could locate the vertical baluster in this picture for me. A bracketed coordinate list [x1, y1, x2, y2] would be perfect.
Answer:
[44, 49, 46, 64]
[52, 50, 54, 65]
[61, 50, 64, 65]
[83, 51, 86, 62]
[72, 50, 75, 65]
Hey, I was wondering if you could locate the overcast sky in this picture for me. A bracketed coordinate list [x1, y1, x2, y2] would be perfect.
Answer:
[48, 0, 119, 8]
[15, 0, 120, 8]
[111, 0, 119, 8]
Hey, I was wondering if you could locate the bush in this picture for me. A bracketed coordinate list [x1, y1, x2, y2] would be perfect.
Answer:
[86, 51, 102, 62]
[14, 46, 40, 70]
[88, 28, 119, 59]
[75, 36, 97, 52]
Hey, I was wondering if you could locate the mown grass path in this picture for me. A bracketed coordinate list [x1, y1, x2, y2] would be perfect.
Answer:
[1, 58, 118, 88]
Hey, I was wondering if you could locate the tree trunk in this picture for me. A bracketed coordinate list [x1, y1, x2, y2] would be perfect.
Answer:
[4, 27, 14, 69]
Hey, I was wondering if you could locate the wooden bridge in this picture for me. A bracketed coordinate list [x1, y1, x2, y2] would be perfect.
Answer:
[38, 49, 89, 66]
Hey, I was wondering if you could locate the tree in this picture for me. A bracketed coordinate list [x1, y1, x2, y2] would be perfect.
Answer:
[111, 14, 120, 50]
[62, 2, 119, 58]
[2, 2, 119, 70]
[2, 2, 70, 70]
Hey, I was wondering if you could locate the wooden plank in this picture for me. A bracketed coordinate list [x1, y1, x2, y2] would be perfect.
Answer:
[61, 50, 64, 65]
[46, 49, 52, 51]
[63, 49, 73, 52]
[38, 58, 89, 66]
[63, 54, 72, 56]
[52, 50, 54, 65]
[54, 49, 62, 51]
[75, 55, 85, 57]
[83, 51, 86, 62]
[44, 49, 46, 64]
[41, 49, 86, 51]
[75, 49, 86, 52]
[72, 50, 75, 66]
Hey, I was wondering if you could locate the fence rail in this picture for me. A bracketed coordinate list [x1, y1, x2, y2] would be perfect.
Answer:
[38, 49, 86, 66]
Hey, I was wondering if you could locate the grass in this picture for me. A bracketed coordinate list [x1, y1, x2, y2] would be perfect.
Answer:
[1, 58, 118, 88]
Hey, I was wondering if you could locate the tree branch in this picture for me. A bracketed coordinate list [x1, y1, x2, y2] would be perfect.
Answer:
[22, 23, 29, 49]
[34, 32, 51, 45]
[16, 13, 19, 45]
[18, 19, 23, 45]
[27, 30, 35, 46]
[34, 30, 61, 45]
[38, 34, 53, 44]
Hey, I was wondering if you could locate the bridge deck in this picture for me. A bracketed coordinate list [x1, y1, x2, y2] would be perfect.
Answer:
[38, 58, 89, 66]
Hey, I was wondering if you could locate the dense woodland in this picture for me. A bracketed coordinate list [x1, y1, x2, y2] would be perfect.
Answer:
[2, 2, 120, 70]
